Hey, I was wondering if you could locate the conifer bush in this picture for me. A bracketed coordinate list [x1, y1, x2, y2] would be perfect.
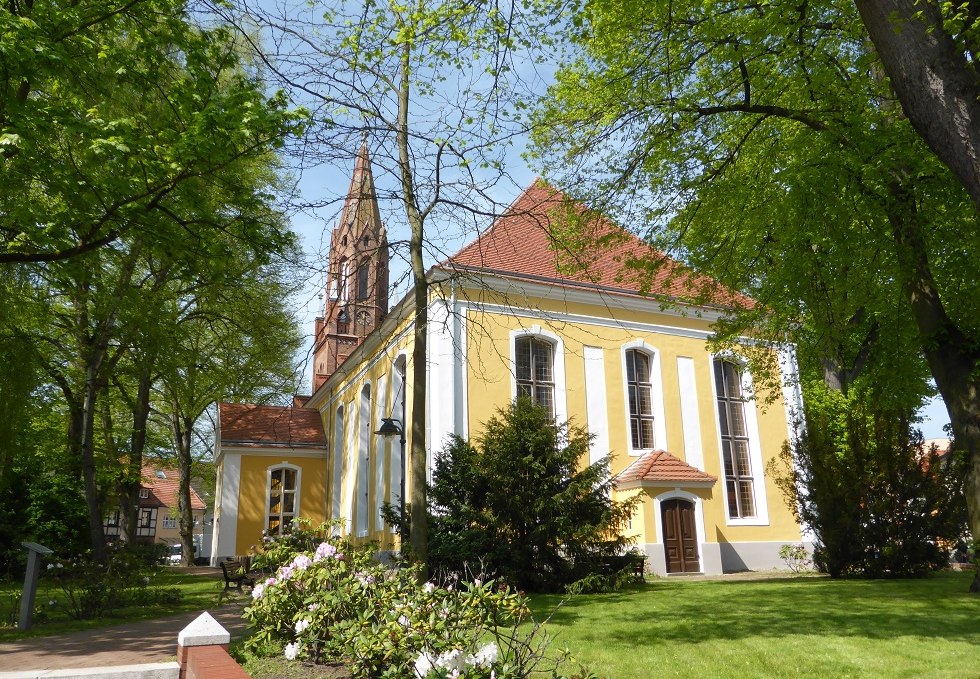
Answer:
[388, 398, 639, 593]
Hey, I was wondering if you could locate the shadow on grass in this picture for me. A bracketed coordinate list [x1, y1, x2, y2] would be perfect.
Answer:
[528, 571, 978, 646]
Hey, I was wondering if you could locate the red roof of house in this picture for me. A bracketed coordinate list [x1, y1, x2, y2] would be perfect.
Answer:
[140, 465, 206, 510]
[443, 181, 753, 308]
[615, 450, 718, 487]
[219, 403, 326, 448]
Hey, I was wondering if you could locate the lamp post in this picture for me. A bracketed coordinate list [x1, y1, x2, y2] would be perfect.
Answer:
[375, 417, 407, 529]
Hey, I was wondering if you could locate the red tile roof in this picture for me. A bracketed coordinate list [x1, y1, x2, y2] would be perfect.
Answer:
[219, 403, 326, 448]
[140, 465, 206, 510]
[615, 450, 718, 488]
[443, 181, 753, 308]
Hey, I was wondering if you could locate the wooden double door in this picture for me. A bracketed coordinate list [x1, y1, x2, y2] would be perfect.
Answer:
[662, 498, 700, 573]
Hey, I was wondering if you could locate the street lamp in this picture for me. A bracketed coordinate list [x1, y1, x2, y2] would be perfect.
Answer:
[375, 417, 407, 527]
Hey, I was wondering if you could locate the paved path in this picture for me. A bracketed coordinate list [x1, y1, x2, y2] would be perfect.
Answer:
[0, 598, 249, 672]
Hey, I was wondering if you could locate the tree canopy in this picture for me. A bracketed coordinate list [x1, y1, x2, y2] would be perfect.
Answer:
[531, 0, 980, 567]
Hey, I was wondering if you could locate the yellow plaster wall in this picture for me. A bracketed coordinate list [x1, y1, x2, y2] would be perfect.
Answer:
[463, 294, 802, 546]
[316, 318, 415, 549]
[235, 455, 327, 555]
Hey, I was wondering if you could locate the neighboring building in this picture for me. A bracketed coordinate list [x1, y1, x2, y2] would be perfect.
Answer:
[212, 147, 808, 575]
[105, 465, 207, 549]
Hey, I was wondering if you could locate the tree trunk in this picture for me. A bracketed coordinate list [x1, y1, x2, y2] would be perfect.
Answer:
[855, 0, 980, 210]
[396, 38, 428, 576]
[118, 358, 154, 544]
[80, 359, 108, 564]
[174, 414, 196, 566]
[885, 176, 980, 590]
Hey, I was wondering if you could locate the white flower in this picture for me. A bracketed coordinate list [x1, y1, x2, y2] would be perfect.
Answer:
[308, 603, 319, 612]
[251, 583, 265, 599]
[284, 641, 300, 661]
[278, 565, 294, 580]
[414, 652, 435, 677]
[295, 618, 310, 635]
[398, 614, 411, 628]
[449, 670, 460, 679]
[435, 649, 465, 671]
[474, 578, 482, 587]
[142, 576, 150, 585]
[47, 599, 56, 606]
[46, 564, 53, 570]
[472, 643, 498, 668]
[490, 670, 496, 679]
[423, 582, 435, 594]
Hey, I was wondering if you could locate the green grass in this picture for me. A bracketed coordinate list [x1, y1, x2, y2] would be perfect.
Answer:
[526, 571, 979, 679]
[0, 569, 231, 642]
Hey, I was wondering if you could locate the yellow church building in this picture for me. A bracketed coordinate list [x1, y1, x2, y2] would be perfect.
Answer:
[212, 147, 808, 576]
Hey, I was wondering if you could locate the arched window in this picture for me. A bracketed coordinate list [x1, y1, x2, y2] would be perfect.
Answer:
[339, 257, 349, 303]
[266, 464, 300, 535]
[625, 349, 656, 449]
[356, 260, 370, 300]
[356, 383, 371, 536]
[331, 406, 344, 521]
[515, 335, 555, 418]
[388, 355, 407, 532]
[713, 359, 755, 518]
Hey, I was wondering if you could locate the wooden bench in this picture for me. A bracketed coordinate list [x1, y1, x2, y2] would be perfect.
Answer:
[221, 558, 256, 591]
[600, 553, 647, 581]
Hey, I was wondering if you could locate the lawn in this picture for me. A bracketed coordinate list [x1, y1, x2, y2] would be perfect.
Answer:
[528, 571, 979, 679]
[0, 568, 229, 642]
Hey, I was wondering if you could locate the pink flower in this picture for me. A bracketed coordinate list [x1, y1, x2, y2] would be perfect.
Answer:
[313, 542, 336, 562]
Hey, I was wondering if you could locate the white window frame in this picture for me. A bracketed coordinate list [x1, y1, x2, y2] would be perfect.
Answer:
[620, 340, 667, 455]
[388, 353, 407, 533]
[356, 382, 372, 538]
[509, 326, 567, 424]
[331, 405, 345, 524]
[162, 516, 178, 529]
[709, 353, 769, 526]
[265, 463, 302, 536]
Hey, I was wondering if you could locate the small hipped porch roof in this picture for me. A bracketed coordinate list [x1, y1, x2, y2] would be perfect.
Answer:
[614, 450, 718, 490]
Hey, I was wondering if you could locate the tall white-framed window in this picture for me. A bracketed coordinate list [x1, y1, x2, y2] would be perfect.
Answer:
[625, 349, 655, 449]
[389, 354, 407, 533]
[510, 327, 567, 422]
[356, 383, 371, 537]
[373, 373, 388, 532]
[711, 356, 768, 524]
[516, 335, 554, 416]
[620, 340, 667, 454]
[266, 463, 301, 536]
[331, 405, 345, 523]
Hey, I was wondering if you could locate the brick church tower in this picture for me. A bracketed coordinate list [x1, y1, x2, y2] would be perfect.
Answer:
[311, 143, 389, 391]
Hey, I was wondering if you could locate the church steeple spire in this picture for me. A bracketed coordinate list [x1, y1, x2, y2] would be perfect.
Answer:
[312, 142, 389, 391]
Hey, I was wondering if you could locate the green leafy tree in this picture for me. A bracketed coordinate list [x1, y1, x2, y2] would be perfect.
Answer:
[224, 0, 554, 572]
[0, 0, 301, 263]
[155, 245, 303, 566]
[424, 398, 637, 593]
[531, 0, 980, 587]
[773, 384, 967, 578]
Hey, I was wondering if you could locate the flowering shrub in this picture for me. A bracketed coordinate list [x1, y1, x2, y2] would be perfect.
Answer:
[244, 524, 585, 678]
[778, 544, 813, 573]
